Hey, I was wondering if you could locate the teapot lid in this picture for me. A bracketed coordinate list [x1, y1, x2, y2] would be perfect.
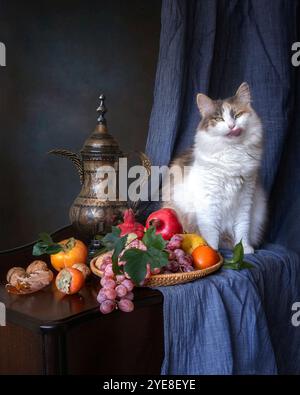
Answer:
[81, 94, 123, 159]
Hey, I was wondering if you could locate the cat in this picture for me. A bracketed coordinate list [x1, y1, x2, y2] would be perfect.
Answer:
[162, 82, 266, 253]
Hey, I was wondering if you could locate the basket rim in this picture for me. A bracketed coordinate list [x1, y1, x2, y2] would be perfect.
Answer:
[90, 252, 223, 283]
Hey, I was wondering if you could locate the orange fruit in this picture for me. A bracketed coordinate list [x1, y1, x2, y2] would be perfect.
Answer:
[181, 233, 207, 254]
[192, 245, 219, 270]
[50, 238, 88, 271]
[55, 267, 85, 295]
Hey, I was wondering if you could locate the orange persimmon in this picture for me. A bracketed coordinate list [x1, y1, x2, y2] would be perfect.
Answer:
[192, 245, 220, 270]
[50, 238, 88, 271]
[55, 267, 85, 295]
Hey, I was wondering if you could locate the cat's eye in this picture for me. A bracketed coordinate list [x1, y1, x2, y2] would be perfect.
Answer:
[235, 111, 245, 118]
[214, 116, 224, 122]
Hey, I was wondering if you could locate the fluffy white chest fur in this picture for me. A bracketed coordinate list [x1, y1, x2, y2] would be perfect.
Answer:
[163, 83, 267, 253]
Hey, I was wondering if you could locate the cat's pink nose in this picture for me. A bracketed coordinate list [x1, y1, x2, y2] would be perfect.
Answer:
[228, 123, 235, 129]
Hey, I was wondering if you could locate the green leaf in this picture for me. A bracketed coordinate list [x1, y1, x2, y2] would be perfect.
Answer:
[240, 261, 255, 269]
[33, 231, 63, 256]
[225, 240, 244, 264]
[32, 241, 62, 256]
[102, 227, 127, 275]
[223, 241, 254, 271]
[233, 240, 244, 263]
[32, 242, 46, 256]
[223, 260, 254, 271]
[147, 246, 169, 270]
[38, 232, 53, 244]
[36, 241, 50, 248]
[142, 226, 166, 250]
[122, 247, 169, 285]
[223, 262, 240, 270]
[122, 249, 149, 285]
[45, 244, 64, 255]
[102, 226, 122, 250]
[112, 236, 127, 275]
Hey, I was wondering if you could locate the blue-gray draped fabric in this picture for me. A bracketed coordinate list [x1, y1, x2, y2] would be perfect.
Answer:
[144, 0, 300, 374]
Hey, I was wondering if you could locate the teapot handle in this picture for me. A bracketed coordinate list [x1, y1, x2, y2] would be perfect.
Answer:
[48, 149, 84, 184]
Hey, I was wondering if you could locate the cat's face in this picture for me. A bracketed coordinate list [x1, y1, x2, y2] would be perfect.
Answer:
[196, 83, 259, 142]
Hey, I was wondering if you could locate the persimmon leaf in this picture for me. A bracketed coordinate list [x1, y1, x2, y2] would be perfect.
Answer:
[32, 241, 62, 256]
[38, 232, 53, 244]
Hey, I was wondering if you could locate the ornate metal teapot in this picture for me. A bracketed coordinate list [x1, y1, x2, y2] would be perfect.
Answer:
[50, 95, 151, 241]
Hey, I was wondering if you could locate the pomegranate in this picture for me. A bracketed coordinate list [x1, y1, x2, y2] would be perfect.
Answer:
[145, 208, 183, 240]
[118, 209, 144, 239]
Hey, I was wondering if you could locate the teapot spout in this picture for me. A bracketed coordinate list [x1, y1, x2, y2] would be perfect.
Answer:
[48, 149, 84, 184]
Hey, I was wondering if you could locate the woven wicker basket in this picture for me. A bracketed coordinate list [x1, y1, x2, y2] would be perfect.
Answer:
[90, 252, 223, 287]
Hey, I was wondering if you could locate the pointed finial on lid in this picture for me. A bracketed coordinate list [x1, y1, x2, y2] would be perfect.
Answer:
[97, 94, 107, 125]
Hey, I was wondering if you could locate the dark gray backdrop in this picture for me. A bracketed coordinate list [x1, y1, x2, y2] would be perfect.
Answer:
[0, 0, 161, 250]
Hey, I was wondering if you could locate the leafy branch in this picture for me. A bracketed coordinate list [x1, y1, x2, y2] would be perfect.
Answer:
[223, 240, 254, 270]
[32, 232, 65, 256]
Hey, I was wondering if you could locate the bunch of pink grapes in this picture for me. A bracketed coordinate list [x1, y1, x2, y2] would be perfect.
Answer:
[97, 255, 135, 314]
[163, 234, 194, 273]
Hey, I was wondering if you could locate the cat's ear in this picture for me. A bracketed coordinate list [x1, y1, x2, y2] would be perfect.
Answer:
[235, 82, 251, 105]
[196, 93, 215, 115]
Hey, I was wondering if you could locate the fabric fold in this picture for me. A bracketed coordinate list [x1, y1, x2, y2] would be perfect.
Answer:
[156, 245, 299, 374]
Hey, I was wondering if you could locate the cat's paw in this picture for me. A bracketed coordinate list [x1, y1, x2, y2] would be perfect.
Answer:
[243, 245, 254, 254]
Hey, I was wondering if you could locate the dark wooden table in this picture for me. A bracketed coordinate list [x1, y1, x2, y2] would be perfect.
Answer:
[0, 227, 164, 375]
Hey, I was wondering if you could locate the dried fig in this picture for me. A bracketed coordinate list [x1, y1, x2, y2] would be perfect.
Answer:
[26, 260, 48, 274]
[6, 262, 54, 294]
[6, 267, 26, 286]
